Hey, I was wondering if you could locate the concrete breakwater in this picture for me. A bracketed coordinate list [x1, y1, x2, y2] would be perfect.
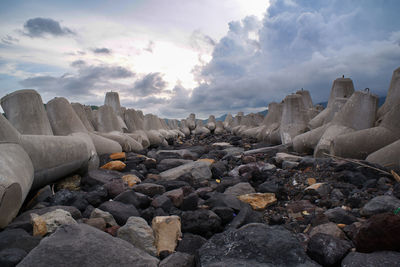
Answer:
[0, 67, 399, 266]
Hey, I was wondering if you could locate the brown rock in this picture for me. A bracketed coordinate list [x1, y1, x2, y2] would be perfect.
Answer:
[310, 222, 346, 240]
[152, 216, 182, 255]
[164, 189, 184, 207]
[242, 156, 256, 164]
[56, 175, 81, 191]
[101, 161, 126, 171]
[109, 152, 126, 160]
[354, 213, 400, 252]
[147, 173, 161, 180]
[31, 209, 77, 237]
[197, 158, 215, 164]
[83, 217, 106, 231]
[237, 193, 277, 211]
[122, 174, 141, 188]
[307, 178, 316, 186]
[32, 216, 47, 237]
[105, 225, 120, 236]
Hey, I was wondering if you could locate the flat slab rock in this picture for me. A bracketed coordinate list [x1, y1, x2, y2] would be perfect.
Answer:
[198, 223, 318, 267]
[17, 223, 159, 267]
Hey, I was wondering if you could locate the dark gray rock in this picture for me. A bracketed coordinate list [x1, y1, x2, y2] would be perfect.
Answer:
[114, 190, 151, 209]
[324, 207, 358, 225]
[360, 195, 400, 217]
[154, 180, 190, 191]
[181, 209, 222, 237]
[159, 252, 195, 267]
[51, 189, 88, 212]
[17, 223, 159, 267]
[204, 192, 243, 212]
[176, 233, 207, 254]
[133, 183, 166, 197]
[198, 223, 318, 267]
[82, 169, 123, 187]
[0, 229, 41, 252]
[157, 159, 193, 172]
[104, 179, 126, 198]
[341, 251, 400, 267]
[98, 201, 139, 225]
[307, 233, 352, 266]
[212, 207, 234, 225]
[0, 248, 27, 267]
[151, 195, 173, 212]
[85, 185, 108, 206]
[226, 204, 262, 229]
[180, 193, 199, 211]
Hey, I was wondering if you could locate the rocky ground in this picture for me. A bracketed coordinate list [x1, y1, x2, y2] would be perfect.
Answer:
[1, 133, 400, 267]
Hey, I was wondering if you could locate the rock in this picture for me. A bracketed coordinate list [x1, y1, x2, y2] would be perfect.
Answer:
[258, 181, 280, 194]
[309, 222, 346, 240]
[31, 209, 77, 236]
[152, 216, 182, 255]
[157, 159, 193, 172]
[198, 223, 318, 266]
[7, 206, 81, 232]
[159, 161, 212, 181]
[151, 195, 174, 212]
[204, 192, 243, 211]
[104, 179, 126, 198]
[17, 223, 159, 267]
[210, 161, 227, 179]
[354, 212, 400, 252]
[101, 160, 126, 171]
[305, 183, 331, 196]
[159, 252, 195, 267]
[133, 183, 166, 197]
[90, 208, 118, 227]
[0, 228, 41, 253]
[83, 169, 123, 186]
[156, 149, 198, 160]
[25, 185, 52, 210]
[114, 190, 151, 209]
[226, 204, 262, 229]
[360, 195, 400, 217]
[282, 160, 299, 169]
[307, 233, 352, 266]
[163, 188, 184, 207]
[154, 180, 191, 191]
[275, 152, 303, 164]
[224, 182, 255, 196]
[144, 157, 157, 169]
[50, 189, 88, 212]
[55, 175, 81, 191]
[98, 201, 139, 225]
[181, 193, 199, 211]
[212, 142, 232, 147]
[197, 158, 215, 164]
[307, 178, 317, 185]
[212, 206, 234, 224]
[237, 193, 277, 211]
[117, 216, 157, 256]
[0, 248, 27, 267]
[82, 217, 106, 231]
[341, 251, 400, 267]
[122, 174, 141, 187]
[324, 207, 357, 225]
[109, 152, 126, 160]
[85, 185, 108, 206]
[181, 209, 222, 237]
[176, 233, 207, 254]
[105, 225, 120, 237]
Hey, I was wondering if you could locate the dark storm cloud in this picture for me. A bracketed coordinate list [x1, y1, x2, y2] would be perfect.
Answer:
[22, 17, 74, 38]
[92, 47, 112, 54]
[163, 0, 400, 117]
[131, 72, 167, 97]
[20, 63, 135, 96]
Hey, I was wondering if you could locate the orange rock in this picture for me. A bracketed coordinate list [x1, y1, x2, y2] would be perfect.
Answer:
[122, 174, 141, 187]
[32, 216, 47, 237]
[101, 161, 126, 171]
[237, 193, 277, 211]
[197, 158, 215, 164]
[307, 178, 316, 185]
[109, 152, 126, 160]
[337, 223, 346, 229]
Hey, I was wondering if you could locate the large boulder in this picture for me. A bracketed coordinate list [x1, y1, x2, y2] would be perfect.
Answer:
[198, 223, 318, 266]
[159, 161, 212, 181]
[17, 223, 159, 267]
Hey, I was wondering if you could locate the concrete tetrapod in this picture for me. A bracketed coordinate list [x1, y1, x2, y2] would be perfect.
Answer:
[0, 114, 34, 228]
[366, 139, 400, 171]
[331, 68, 400, 159]
[124, 109, 151, 149]
[280, 94, 310, 144]
[180, 119, 191, 137]
[71, 103, 96, 132]
[186, 113, 196, 132]
[314, 91, 378, 157]
[206, 115, 216, 132]
[46, 97, 120, 161]
[256, 102, 283, 144]
[309, 78, 355, 129]
[0, 89, 53, 135]
[293, 98, 348, 154]
[223, 114, 234, 132]
[214, 121, 225, 135]
[192, 120, 210, 135]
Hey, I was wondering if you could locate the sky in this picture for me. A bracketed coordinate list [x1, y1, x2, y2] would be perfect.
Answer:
[1, 0, 400, 119]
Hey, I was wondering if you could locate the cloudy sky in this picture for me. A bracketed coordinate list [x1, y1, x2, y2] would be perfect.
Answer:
[1, 0, 400, 118]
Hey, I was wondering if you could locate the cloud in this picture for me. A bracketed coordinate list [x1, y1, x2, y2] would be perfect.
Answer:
[92, 47, 112, 54]
[131, 72, 167, 97]
[22, 17, 74, 38]
[20, 63, 135, 98]
[144, 41, 155, 53]
[162, 0, 400, 117]
[1, 35, 19, 45]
